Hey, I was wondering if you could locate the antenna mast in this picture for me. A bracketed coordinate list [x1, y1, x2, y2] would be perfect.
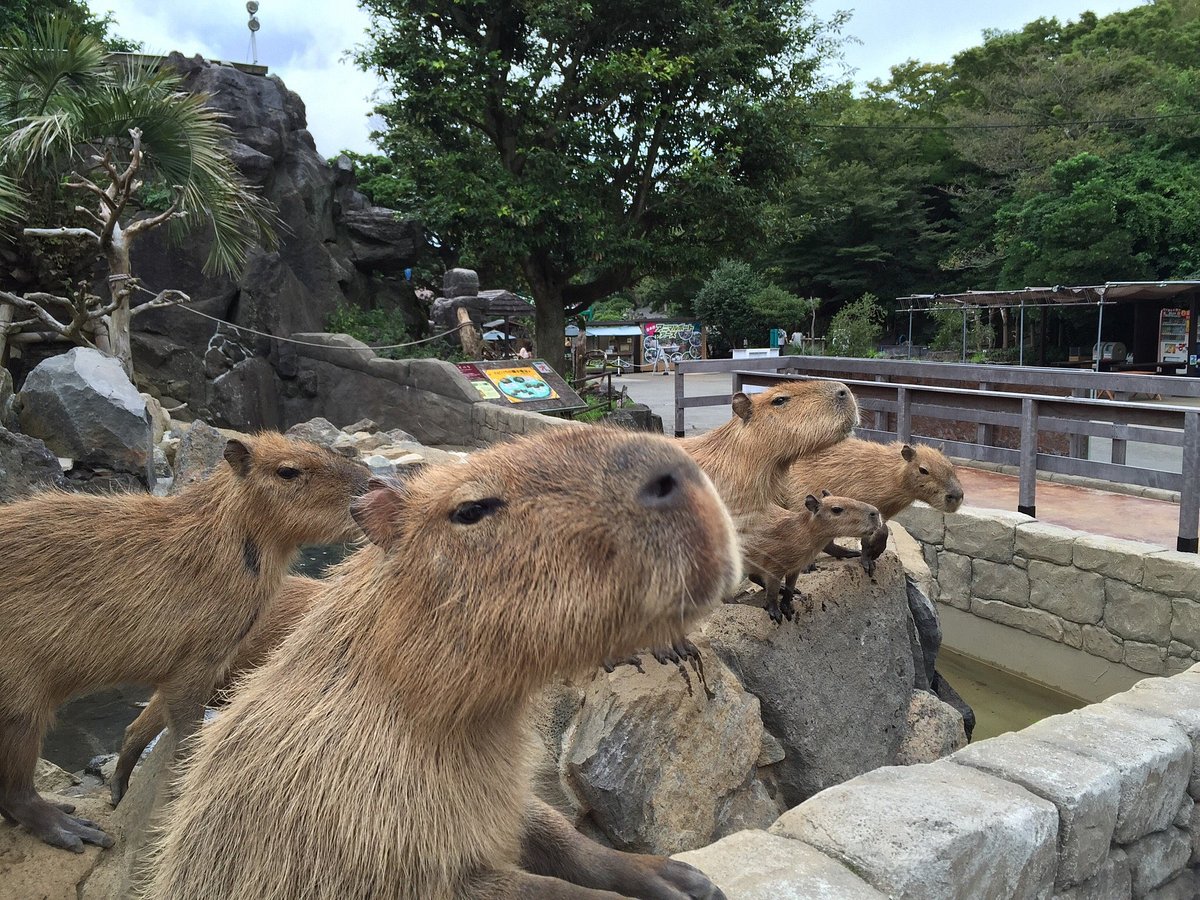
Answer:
[246, 1, 261, 65]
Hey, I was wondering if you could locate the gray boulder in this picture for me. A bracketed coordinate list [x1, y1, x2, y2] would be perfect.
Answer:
[703, 554, 916, 806]
[560, 636, 783, 855]
[0, 424, 65, 502]
[341, 208, 421, 274]
[1, 365, 14, 425]
[285, 417, 345, 448]
[17, 348, 155, 485]
[895, 689, 968, 765]
[171, 420, 229, 492]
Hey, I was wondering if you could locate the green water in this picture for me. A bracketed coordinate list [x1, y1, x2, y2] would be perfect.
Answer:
[939, 647, 1086, 741]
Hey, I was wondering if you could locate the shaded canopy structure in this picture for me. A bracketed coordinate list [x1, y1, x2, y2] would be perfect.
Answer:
[897, 281, 1200, 375]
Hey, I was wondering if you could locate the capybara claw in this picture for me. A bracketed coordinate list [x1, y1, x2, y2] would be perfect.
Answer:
[766, 601, 783, 625]
[602, 655, 644, 674]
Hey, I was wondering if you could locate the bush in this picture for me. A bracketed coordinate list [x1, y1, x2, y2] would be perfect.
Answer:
[326, 305, 464, 361]
[692, 260, 768, 354]
[826, 293, 885, 358]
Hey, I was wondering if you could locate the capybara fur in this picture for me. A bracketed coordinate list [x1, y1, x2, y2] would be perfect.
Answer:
[146, 426, 741, 900]
[0, 433, 369, 851]
[789, 439, 963, 519]
[110, 574, 322, 805]
[739, 493, 882, 622]
[681, 379, 859, 518]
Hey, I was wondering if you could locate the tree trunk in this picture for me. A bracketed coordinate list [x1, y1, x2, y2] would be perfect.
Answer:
[105, 224, 134, 377]
[455, 306, 486, 359]
[524, 259, 567, 376]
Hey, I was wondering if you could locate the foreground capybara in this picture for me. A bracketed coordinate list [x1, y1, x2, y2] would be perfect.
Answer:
[0, 434, 369, 851]
[739, 493, 882, 622]
[147, 426, 739, 900]
[110, 574, 322, 804]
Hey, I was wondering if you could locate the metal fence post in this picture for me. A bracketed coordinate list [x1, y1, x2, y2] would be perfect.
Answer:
[1019, 397, 1038, 516]
[976, 382, 994, 448]
[897, 387, 912, 443]
[674, 365, 685, 437]
[1179, 411, 1200, 552]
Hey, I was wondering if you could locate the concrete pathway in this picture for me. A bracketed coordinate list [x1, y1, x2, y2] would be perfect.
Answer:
[622, 371, 1193, 553]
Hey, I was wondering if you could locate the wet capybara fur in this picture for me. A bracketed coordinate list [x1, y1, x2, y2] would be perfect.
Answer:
[147, 426, 740, 900]
[110, 574, 322, 805]
[0, 433, 369, 851]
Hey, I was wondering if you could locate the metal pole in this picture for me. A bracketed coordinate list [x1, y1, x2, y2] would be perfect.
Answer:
[1179, 411, 1200, 553]
[961, 308, 967, 362]
[907, 310, 913, 359]
[673, 363, 686, 437]
[1018, 398, 1038, 517]
[1018, 301, 1025, 367]
[897, 387, 911, 443]
[1094, 298, 1105, 374]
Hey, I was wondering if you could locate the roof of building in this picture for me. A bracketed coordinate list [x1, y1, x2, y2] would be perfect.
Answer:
[898, 281, 1200, 308]
[479, 289, 534, 318]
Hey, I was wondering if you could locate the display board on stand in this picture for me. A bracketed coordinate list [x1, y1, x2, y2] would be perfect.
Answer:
[455, 359, 586, 413]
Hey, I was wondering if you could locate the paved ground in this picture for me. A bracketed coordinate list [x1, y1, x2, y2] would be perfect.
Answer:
[622, 370, 1193, 552]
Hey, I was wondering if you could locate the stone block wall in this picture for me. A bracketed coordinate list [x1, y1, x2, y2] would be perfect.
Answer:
[894, 505, 1200, 678]
[283, 333, 580, 446]
[675, 666, 1200, 899]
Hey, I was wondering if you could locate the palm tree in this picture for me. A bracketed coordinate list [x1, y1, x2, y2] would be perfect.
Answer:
[0, 17, 277, 375]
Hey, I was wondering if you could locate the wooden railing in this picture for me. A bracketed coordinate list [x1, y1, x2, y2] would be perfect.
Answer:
[672, 357, 1200, 552]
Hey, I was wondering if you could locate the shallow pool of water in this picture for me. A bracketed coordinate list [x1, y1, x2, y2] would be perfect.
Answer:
[938, 647, 1086, 741]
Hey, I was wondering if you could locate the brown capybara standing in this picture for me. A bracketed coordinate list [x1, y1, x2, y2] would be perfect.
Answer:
[109, 574, 321, 804]
[739, 493, 882, 622]
[788, 439, 963, 565]
[681, 380, 859, 518]
[147, 426, 741, 900]
[788, 439, 963, 520]
[0, 434, 369, 851]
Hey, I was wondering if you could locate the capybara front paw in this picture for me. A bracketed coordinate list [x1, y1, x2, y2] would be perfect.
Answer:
[603, 655, 645, 674]
[651, 858, 727, 900]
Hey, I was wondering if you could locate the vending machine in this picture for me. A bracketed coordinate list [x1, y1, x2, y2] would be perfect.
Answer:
[1159, 308, 1191, 363]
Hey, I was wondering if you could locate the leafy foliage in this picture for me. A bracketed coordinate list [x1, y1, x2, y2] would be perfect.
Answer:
[327, 304, 465, 361]
[826, 293, 885, 358]
[692, 260, 769, 353]
[0, 17, 277, 276]
[0, 0, 139, 52]
[356, 0, 831, 371]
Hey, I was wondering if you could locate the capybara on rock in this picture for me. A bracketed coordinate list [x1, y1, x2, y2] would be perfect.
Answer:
[789, 439, 963, 520]
[0, 433, 369, 851]
[147, 426, 740, 900]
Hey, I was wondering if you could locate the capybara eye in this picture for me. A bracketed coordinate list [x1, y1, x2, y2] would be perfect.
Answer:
[918, 466, 929, 475]
[831, 506, 844, 514]
[450, 498, 505, 525]
[770, 396, 789, 406]
[277, 467, 302, 480]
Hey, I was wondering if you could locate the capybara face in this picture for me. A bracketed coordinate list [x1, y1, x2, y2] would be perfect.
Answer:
[900, 443, 963, 513]
[804, 492, 882, 538]
[733, 379, 859, 458]
[225, 434, 371, 545]
[351, 426, 741, 674]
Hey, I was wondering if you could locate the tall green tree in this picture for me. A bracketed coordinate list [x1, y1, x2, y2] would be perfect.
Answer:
[0, 19, 276, 374]
[357, 0, 829, 373]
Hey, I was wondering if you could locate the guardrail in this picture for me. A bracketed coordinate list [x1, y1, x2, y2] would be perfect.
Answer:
[671, 357, 1200, 552]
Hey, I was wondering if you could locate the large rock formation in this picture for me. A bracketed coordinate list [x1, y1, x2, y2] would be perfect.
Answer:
[126, 55, 423, 427]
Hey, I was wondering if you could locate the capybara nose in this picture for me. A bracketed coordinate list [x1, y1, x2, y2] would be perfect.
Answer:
[637, 469, 683, 509]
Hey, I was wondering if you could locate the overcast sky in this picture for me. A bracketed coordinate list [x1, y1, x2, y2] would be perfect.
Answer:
[87, 0, 1140, 158]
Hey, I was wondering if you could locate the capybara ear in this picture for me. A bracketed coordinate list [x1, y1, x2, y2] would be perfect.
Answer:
[350, 477, 410, 549]
[732, 392, 753, 421]
[224, 439, 252, 477]
[820, 489, 831, 497]
[804, 493, 821, 513]
[901, 444, 916, 462]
